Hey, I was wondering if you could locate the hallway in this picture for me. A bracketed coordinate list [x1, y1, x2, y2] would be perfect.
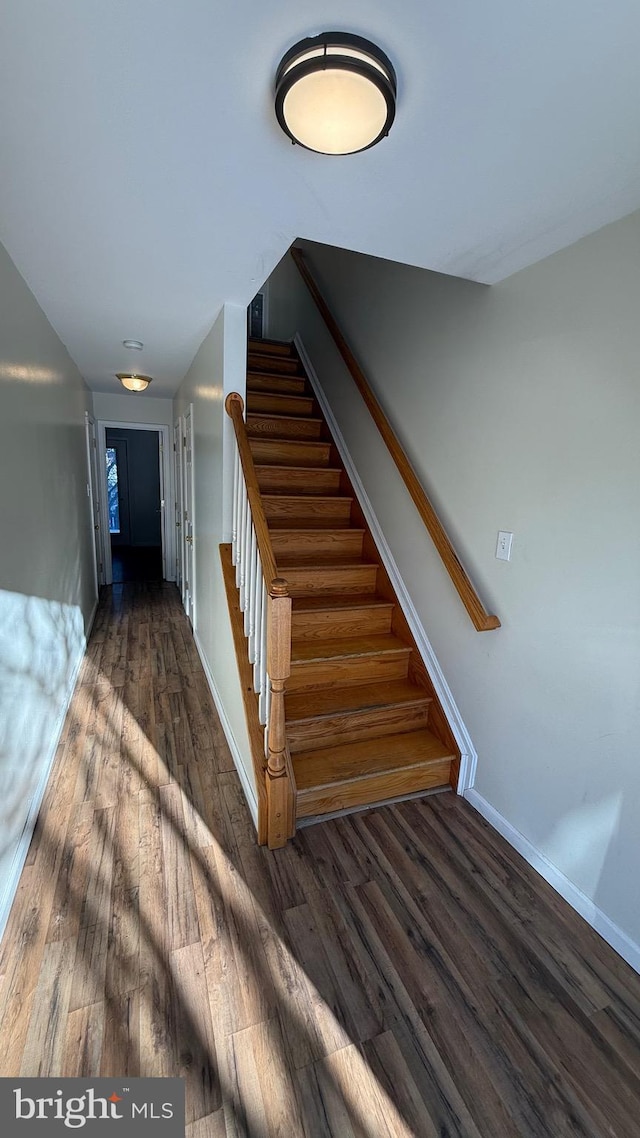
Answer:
[0, 582, 639, 1136]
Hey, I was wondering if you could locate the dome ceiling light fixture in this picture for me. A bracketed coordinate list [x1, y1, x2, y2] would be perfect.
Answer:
[274, 32, 396, 156]
[116, 373, 152, 393]
[122, 339, 144, 350]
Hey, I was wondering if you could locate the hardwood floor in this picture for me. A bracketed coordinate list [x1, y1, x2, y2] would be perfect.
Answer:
[1, 581, 639, 1136]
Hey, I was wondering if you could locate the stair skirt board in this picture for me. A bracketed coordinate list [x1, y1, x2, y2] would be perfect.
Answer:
[232, 338, 470, 830]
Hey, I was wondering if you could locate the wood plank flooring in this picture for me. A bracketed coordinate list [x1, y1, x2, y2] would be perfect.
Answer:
[1, 580, 639, 1136]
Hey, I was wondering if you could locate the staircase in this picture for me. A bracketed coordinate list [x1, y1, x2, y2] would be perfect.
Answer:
[241, 337, 460, 824]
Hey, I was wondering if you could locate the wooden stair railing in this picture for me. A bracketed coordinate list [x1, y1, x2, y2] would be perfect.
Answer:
[225, 392, 296, 848]
[291, 247, 500, 632]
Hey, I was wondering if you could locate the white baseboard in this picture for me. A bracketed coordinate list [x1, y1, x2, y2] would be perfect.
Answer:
[193, 630, 259, 831]
[294, 334, 478, 793]
[87, 595, 99, 639]
[465, 789, 640, 974]
[0, 596, 98, 945]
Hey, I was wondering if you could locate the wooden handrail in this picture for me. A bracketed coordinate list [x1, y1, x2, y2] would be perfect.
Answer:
[225, 391, 281, 594]
[290, 247, 500, 632]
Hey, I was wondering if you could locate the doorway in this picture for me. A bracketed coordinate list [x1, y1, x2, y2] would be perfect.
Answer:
[106, 428, 162, 582]
[96, 421, 173, 586]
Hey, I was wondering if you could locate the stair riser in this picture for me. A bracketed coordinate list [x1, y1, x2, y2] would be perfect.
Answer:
[288, 651, 409, 693]
[247, 393, 316, 416]
[296, 760, 452, 818]
[270, 531, 364, 558]
[288, 702, 431, 753]
[247, 374, 308, 396]
[255, 468, 342, 494]
[292, 605, 393, 640]
[249, 439, 331, 467]
[248, 340, 294, 358]
[283, 566, 378, 596]
[247, 415, 324, 440]
[248, 354, 300, 375]
[263, 497, 352, 522]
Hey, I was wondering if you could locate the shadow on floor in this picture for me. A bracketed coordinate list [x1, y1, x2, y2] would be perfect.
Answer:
[111, 545, 163, 583]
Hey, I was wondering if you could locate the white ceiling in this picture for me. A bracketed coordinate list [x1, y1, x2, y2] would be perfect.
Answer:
[1, 1, 640, 397]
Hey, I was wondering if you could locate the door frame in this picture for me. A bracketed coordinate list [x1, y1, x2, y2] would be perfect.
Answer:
[174, 416, 185, 600]
[96, 420, 174, 586]
[182, 404, 195, 626]
[84, 411, 103, 596]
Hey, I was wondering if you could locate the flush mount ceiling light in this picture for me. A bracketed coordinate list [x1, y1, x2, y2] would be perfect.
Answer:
[122, 339, 144, 350]
[275, 32, 396, 155]
[116, 373, 152, 393]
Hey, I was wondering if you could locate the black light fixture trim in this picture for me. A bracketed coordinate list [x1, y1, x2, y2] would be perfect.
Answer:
[275, 32, 397, 155]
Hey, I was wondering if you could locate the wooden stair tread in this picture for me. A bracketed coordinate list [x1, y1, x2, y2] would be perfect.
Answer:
[247, 353, 301, 371]
[248, 338, 293, 355]
[256, 470, 344, 497]
[249, 435, 329, 447]
[255, 466, 343, 482]
[270, 525, 364, 535]
[268, 517, 353, 530]
[244, 389, 309, 402]
[247, 393, 316, 415]
[250, 440, 332, 468]
[290, 593, 393, 612]
[247, 412, 324, 426]
[290, 633, 409, 665]
[263, 494, 352, 504]
[285, 679, 431, 722]
[293, 729, 454, 790]
[278, 553, 377, 569]
[247, 372, 307, 391]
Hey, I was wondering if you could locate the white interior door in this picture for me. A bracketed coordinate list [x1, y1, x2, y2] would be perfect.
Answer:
[174, 418, 184, 597]
[183, 405, 195, 625]
[85, 412, 104, 589]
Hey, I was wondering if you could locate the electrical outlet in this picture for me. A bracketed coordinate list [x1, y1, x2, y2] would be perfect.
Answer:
[496, 531, 513, 561]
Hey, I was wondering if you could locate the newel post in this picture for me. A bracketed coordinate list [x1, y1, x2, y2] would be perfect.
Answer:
[266, 578, 295, 849]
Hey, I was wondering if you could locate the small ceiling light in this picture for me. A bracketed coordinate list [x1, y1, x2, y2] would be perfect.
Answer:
[116, 373, 152, 393]
[122, 339, 144, 350]
[275, 32, 396, 155]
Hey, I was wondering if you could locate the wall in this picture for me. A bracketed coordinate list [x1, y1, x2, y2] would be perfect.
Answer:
[267, 215, 640, 964]
[92, 392, 174, 428]
[173, 304, 257, 818]
[0, 240, 95, 939]
[106, 428, 161, 547]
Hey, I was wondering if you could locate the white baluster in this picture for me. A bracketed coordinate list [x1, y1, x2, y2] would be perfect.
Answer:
[245, 523, 256, 638]
[231, 446, 240, 564]
[253, 552, 264, 682]
[247, 527, 259, 656]
[265, 665, 272, 737]
[236, 476, 246, 590]
[258, 578, 268, 724]
[240, 489, 251, 611]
